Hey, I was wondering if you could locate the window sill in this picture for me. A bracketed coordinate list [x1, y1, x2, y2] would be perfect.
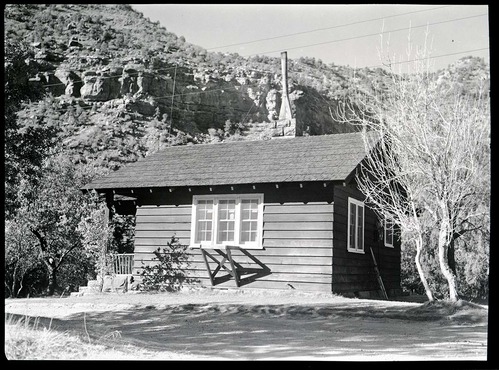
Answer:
[347, 248, 365, 254]
[190, 244, 264, 250]
[384, 244, 394, 248]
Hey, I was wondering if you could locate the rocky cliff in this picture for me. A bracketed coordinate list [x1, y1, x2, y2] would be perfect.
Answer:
[37, 54, 354, 137]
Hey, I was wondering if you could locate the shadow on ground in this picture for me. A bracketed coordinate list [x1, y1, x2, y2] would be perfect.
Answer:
[7, 301, 488, 360]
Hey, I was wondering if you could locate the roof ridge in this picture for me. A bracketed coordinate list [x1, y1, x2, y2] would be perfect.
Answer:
[160, 131, 364, 150]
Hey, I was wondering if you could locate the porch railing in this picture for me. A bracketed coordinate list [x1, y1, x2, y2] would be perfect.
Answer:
[112, 253, 134, 275]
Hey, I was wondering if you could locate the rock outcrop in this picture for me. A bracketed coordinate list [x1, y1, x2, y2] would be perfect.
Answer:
[55, 68, 82, 97]
[45, 57, 355, 137]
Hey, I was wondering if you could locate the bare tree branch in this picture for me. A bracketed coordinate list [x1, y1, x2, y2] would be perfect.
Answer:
[336, 29, 490, 301]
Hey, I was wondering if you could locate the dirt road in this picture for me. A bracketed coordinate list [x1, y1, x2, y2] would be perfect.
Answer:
[4, 289, 488, 360]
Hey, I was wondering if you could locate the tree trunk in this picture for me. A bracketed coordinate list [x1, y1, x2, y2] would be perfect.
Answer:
[11, 264, 18, 298]
[415, 235, 434, 302]
[46, 259, 57, 296]
[5, 280, 13, 298]
[16, 275, 24, 298]
[100, 192, 114, 292]
[448, 239, 456, 276]
[30, 229, 58, 296]
[438, 211, 460, 302]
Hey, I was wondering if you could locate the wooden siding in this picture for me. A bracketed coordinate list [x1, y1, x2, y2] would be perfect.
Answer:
[332, 184, 401, 296]
[127, 181, 400, 295]
[134, 205, 192, 253]
[133, 196, 334, 292]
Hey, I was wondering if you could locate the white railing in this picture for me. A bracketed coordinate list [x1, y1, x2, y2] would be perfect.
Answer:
[112, 253, 134, 275]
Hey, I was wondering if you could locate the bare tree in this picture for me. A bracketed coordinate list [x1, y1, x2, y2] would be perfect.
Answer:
[341, 32, 490, 302]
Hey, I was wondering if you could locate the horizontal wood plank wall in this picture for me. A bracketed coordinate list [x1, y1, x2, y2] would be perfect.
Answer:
[259, 202, 333, 292]
[134, 205, 192, 254]
[133, 199, 334, 292]
[332, 184, 401, 296]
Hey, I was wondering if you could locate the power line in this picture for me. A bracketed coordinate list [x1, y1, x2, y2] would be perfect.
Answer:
[123, 46, 489, 101]
[169, 101, 258, 115]
[241, 13, 488, 57]
[41, 44, 489, 116]
[207, 5, 451, 51]
[37, 13, 486, 92]
[369, 47, 489, 69]
[240, 101, 256, 124]
[39, 82, 266, 115]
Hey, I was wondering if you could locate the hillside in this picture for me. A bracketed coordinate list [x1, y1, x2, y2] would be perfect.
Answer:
[4, 4, 489, 172]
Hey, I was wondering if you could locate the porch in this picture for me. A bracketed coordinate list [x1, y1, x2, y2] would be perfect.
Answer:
[72, 253, 135, 296]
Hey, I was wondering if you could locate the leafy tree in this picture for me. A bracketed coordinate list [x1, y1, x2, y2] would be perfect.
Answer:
[4, 41, 47, 218]
[11, 155, 108, 296]
[78, 196, 115, 291]
[223, 119, 238, 136]
[5, 219, 41, 297]
[6, 97, 63, 214]
[111, 215, 135, 254]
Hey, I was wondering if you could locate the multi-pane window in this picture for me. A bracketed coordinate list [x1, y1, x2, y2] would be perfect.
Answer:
[217, 199, 236, 243]
[191, 194, 263, 248]
[195, 200, 213, 243]
[384, 218, 394, 248]
[241, 199, 259, 243]
[347, 197, 364, 253]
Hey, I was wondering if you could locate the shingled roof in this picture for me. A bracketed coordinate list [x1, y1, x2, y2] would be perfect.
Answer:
[83, 132, 372, 191]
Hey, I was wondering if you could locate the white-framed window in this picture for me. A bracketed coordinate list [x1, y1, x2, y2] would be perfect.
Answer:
[384, 218, 394, 248]
[190, 194, 264, 249]
[347, 197, 364, 253]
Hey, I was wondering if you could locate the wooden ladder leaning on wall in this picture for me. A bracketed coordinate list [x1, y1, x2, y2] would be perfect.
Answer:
[370, 247, 388, 300]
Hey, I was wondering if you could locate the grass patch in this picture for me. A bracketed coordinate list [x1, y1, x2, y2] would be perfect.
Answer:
[5, 314, 94, 360]
[4, 313, 199, 360]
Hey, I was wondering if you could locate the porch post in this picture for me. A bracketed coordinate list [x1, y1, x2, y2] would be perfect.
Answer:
[104, 191, 114, 252]
[98, 191, 115, 291]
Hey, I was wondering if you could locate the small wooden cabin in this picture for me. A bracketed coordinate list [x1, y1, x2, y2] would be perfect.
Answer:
[83, 133, 401, 298]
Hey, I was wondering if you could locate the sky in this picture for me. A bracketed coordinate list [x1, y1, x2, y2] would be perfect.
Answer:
[131, 4, 489, 72]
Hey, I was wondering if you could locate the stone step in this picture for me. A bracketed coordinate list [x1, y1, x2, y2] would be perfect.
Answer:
[72, 275, 136, 296]
[87, 280, 101, 288]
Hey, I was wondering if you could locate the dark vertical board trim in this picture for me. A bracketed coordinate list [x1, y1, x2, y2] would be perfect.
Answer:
[332, 184, 401, 296]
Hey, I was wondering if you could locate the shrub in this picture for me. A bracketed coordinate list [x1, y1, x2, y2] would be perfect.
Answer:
[139, 235, 192, 292]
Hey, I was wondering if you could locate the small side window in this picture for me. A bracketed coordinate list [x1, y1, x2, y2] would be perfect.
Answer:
[384, 218, 394, 248]
[347, 197, 364, 253]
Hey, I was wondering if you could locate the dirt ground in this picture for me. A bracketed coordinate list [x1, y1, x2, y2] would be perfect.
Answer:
[4, 288, 489, 361]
